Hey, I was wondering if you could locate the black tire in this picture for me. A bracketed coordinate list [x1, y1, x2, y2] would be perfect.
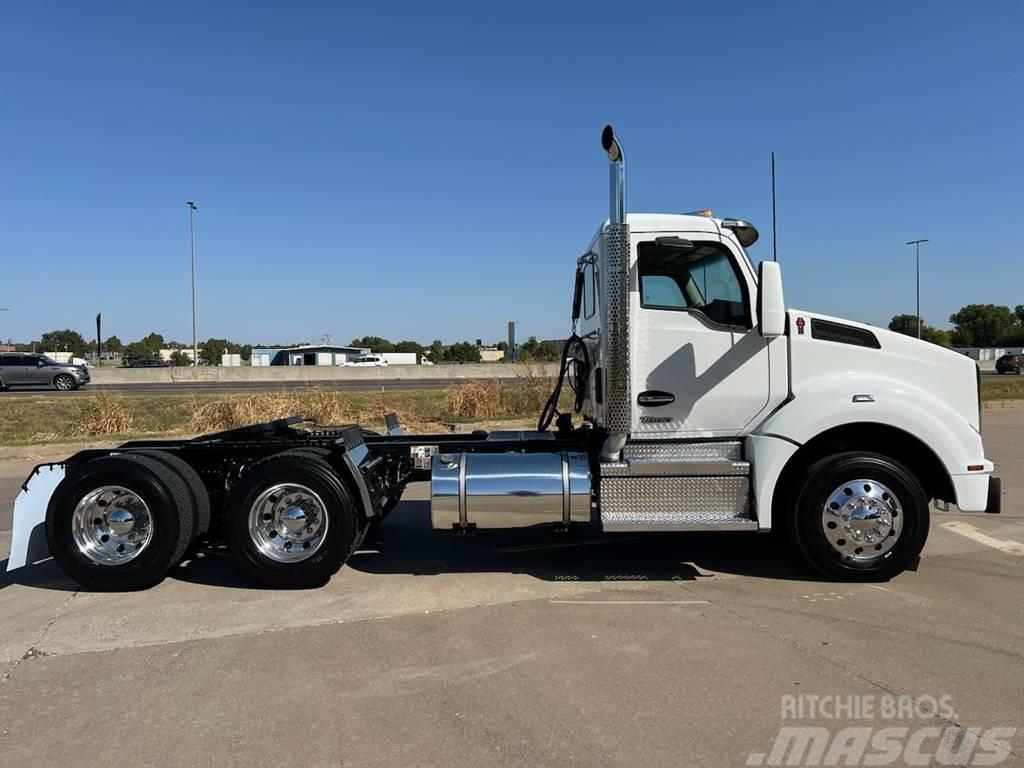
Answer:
[46, 455, 194, 591]
[127, 450, 211, 537]
[786, 452, 929, 581]
[224, 452, 358, 588]
[53, 374, 77, 391]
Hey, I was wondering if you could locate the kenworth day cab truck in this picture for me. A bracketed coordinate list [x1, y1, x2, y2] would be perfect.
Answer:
[7, 126, 1001, 590]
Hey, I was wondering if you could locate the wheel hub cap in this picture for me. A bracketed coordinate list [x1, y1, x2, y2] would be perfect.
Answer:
[248, 484, 328, 563]
[72, 486, 153, 565]
[821, 479, 903, 561]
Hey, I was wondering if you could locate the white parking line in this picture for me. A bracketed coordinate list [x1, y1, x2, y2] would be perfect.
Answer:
[940, 521, 1024, 556]
[550, 599, 709, 605]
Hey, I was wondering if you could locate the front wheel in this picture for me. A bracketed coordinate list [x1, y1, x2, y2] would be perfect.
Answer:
[787, 452, 929, 581]
[54, 374, 77, 391]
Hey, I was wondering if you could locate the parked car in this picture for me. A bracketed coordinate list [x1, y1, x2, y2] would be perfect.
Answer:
[128, 359, 173, 368]
[995, 354, 1023, 374]
[344, 355, 389, 367]
[0, 353, 91, 391]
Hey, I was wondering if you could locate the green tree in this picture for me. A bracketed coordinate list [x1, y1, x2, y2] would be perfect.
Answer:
[103, 335, 124, 354]
[122, 332, 165, 364]
[1016, 305, 1024, 326]
[948, 304, 1017, 347]
[426, 339, 446, 363]
[444, 341, 482, 363]
[39, 329, 88, 357]
[887, 315, 952, 348]
[200, 338, 230, 367]
[350, 336, 394, 352]
[517, 336, 562, 362]
[169, 350, 192, 367]
[393, 340, 425, 355]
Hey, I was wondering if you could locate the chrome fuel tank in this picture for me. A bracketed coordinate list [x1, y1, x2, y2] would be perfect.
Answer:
[431, 451, 592, 529]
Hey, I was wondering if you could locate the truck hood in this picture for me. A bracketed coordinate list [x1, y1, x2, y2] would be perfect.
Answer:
[787, 310, 980, 432]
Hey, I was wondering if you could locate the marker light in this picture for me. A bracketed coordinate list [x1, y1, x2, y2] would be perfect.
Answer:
[721, 218, 760, 247]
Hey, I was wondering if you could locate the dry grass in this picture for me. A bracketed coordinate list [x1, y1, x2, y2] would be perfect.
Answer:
[981, 374, 1024, 402]
[443, 367, 557, 420]
[2, 371, 1014, 448]
[74, 396, 135, 436]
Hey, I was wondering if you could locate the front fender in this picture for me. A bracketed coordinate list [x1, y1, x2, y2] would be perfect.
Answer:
[754, 375, 992, 510]
[7, 464, 64, 571]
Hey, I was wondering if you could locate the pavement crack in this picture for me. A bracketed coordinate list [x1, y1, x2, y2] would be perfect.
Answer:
[1, 588, 78, 684]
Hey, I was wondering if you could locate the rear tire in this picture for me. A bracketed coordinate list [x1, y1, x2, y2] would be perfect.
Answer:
[46, 455, 194, 590]
[224, 452, 357, 588]
[127, 450, 211, 537]
[786, 452, 929, 581]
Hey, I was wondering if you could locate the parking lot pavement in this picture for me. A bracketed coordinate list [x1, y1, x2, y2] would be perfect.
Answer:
[1, 412, 1022, 768]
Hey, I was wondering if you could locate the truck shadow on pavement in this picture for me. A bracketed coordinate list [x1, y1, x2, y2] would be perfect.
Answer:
[1, 499, 818, 592]
[341, 501, 815, 584]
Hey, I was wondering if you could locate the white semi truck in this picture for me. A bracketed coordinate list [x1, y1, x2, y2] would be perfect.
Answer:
[7, 126, 1001, 590]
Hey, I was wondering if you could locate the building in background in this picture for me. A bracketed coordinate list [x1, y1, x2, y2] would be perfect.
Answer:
[159, 348, 198, 363]
[251, 344, 370, 367]
[479, 347, 505, 362]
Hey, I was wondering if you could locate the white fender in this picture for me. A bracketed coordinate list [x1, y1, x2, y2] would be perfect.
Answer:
[7, 464, 63, 571]
[754, 376, 992, 511]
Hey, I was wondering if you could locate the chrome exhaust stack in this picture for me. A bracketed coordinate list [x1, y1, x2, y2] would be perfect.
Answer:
[599, 125, 631, 462]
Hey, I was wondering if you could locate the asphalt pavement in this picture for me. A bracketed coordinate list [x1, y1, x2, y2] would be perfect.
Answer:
[0, 410, 1022, 767]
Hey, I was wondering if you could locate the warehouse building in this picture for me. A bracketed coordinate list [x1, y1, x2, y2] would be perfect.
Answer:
[251, 344, 369, 367]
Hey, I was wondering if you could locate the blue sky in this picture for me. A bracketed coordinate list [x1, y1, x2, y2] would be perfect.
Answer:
[1, 1, 1021, 346]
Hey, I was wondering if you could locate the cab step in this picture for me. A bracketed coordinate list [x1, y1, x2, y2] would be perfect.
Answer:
[600, 440, 749, 477]
[599, 441, 755, 531]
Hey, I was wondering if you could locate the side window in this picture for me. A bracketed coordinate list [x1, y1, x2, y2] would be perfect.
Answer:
[582, 261, 596, 319]
[638, 241, 750, 328]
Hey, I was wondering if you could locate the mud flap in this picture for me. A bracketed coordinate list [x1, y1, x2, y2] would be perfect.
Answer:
[7, 464, 64, 571]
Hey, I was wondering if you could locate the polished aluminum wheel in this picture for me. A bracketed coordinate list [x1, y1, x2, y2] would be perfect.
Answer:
[247, 483, 328, 563]
[54, 375, 75, 391]
[821, 478, 903, 561]
[71, 485, 154, 565]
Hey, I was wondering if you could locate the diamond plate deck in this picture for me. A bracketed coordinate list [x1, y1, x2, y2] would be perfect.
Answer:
[600, 476, 754, 530]
[623, 441, 743, 462]
[600, 441, 749, 477]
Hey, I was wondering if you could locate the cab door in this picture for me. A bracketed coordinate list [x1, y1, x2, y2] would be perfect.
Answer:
[629, 233, 771, 438]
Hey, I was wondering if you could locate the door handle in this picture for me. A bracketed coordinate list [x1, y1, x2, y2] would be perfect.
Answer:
[637, 390, 675, 407]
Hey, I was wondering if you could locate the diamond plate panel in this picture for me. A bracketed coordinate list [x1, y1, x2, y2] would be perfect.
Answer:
[600, 476, 752, 529]
[601, 223, 631, 436]
[623, 441, 743, 463]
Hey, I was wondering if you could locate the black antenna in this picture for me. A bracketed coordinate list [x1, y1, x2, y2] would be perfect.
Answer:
[771, 150, 778, 262]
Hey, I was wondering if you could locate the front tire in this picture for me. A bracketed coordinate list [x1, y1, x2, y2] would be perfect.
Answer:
[54, 374, 77, 391]
[46, 455, 194, 590]
[224, 452, 357, 588]
[787, 452, 929, 581]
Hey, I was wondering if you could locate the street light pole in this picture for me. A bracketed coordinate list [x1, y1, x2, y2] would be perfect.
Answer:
[187, 201, 198, 366]
[906, 239, 929, 339]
